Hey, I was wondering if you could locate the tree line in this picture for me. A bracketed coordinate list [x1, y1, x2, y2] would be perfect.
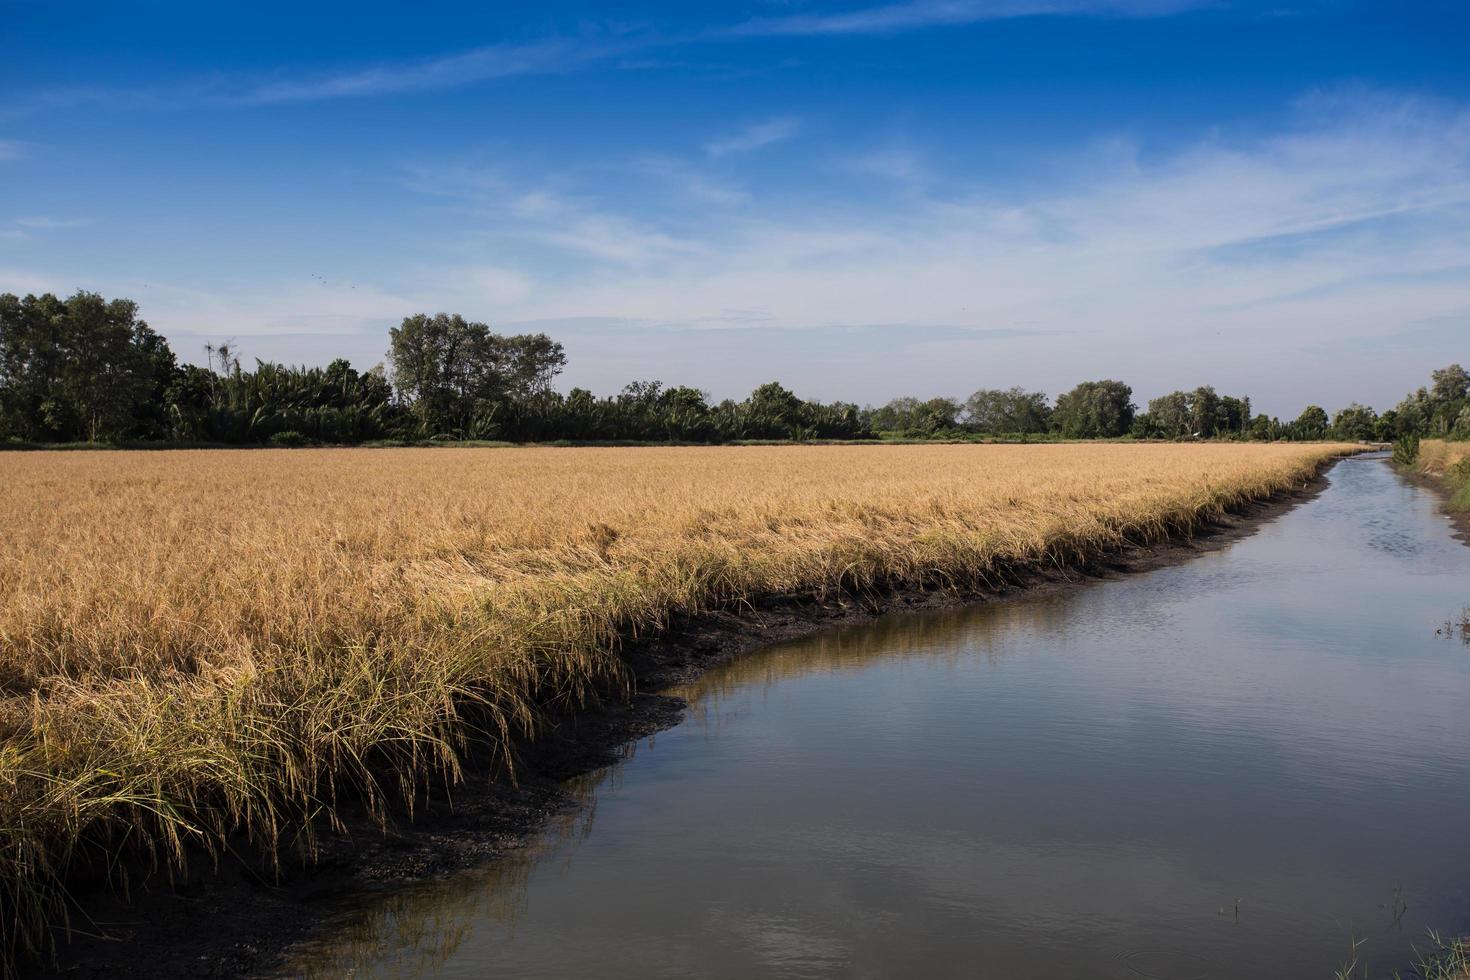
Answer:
[1, 291, 1466, 446]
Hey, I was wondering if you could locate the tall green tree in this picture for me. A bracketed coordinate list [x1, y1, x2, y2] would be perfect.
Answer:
[1145, 390, 1193, 438]
[868, 397, 921, 433]
[1292, 405, 1329, 440]
[1392, 364, 1469, 437]
[1052, 380, 1135, 438]
[1247, 414, 1283, 441]
[963, 387, 1051, 435]
[386, 313, 565, 437]
[1331, 403, 1378, 441]
[0, 291, 177, 442]
[1215, 395, 1251, 437]
[1430, 364, 1469, 404]
[1142, 386, 1249, 439]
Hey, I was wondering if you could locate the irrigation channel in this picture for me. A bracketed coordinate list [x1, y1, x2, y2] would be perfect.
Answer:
[279, 455, 1470, 980]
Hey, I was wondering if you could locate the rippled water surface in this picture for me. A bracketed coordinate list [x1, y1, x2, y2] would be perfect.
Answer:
[284, 457, 1470, 979]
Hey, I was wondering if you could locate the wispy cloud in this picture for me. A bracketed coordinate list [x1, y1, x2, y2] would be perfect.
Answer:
[1, 36, 643, 116]
[0, 140, 25, 161]
[730, 0, 1211, 36]
[0, 267, 63, 294]
[845, 147, 932, 186]
[705, 118, 802, 158]
[226, 3, 1206, 103]
[0, 215, 89, 241]
[9, 2, 1211, 113]
[7, 91, 1466, 412]
[13, 217, 88, 230]
[375, 92, 1470, 409]
[230, 37, 629, 106]
[403, 162, 713, 268]
[627, 156, 751, 205]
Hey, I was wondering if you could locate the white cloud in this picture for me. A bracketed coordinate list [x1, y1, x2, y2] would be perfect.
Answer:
[731, 0, 1211, 36]
[7, 92, 1468, 414]
[8, 2, 1211, 114]
[629, 156, 751, 206]
[0, 268, 64, 294]
[0, 215, 89, 242]
[3, 38, 640, 116]
[231, 38, 624, 105]
[14, 217, 88, 230]
[387, 93, 1470, 411]
[453, 267, 536, 305]
[402, 162, 715, 268]
[705, 118, 802, 158]
[844, 147, 931, 187]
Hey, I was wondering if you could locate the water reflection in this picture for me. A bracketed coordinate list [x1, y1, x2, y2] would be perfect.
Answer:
[283, 769, 612, 977]
[1441, 610, 1470, 646]
[679, 599, 1064, 720]
[281, 612, 1024, 978]
[277, 458, 1470, 980]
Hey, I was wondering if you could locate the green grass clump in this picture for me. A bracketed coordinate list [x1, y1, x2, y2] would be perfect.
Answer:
[1412, 933, 1470, 980]
[1394, 433, 1422, 467]
[1448, 458, 1470, 510]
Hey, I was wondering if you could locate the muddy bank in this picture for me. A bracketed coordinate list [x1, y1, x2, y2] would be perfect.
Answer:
[1406, 467, 1470, 547]
[28, 466, 1342, 980]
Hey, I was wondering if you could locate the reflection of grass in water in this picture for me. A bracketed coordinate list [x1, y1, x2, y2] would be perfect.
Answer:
[284, 601, 1068, 976]
[1438, 610, 1470, 646]
[282, 768, 613, 979]
[677, 596, 1067, 724]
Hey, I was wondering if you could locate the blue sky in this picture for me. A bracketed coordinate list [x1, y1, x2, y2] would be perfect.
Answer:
[3, 0, 1469, 415]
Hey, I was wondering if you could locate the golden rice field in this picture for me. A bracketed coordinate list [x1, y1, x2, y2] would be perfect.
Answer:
[0, 442, 1353, 964]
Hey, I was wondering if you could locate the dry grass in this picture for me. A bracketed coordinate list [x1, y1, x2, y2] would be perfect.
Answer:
[1417, 440, 1464, 476]
[1416, 440, 1470, 509]
[0, 442, 1351, 965]
[1416, 438, 1470, 472]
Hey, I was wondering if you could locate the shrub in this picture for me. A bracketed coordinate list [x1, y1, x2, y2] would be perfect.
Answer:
[1393, 433, 1420, 467]
[268, 430, 310, 448]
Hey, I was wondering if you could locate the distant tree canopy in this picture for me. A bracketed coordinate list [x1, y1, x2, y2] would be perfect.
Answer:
[1292, 405, 1330, 441]
[386, 313, 567, 438]
[1330, 403, 1378, 442]
[2, 291, 1466, 447]
[964, 387, 1051, 435]
[1392, 363, 1470, 439]
[0, 294, 873, 445]
[167, 351, 398, 445]
[867, 396, 964, 437]
[0, 291, 176, 443]
[1051, 380, 1135, 439]
[1136, 386, 1250, 439]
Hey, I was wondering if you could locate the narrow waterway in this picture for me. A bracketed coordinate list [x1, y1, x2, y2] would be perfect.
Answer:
[282, 456, 1470, 979]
